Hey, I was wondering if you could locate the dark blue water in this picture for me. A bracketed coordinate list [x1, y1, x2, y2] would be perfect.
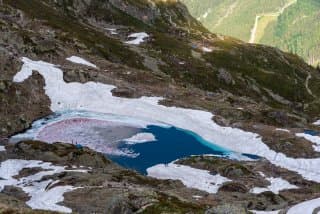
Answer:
[108, 125, 230, 174]
[11, 110, 260, 175]
[242, 153, 261, 160]
[304, 129, 320, 136]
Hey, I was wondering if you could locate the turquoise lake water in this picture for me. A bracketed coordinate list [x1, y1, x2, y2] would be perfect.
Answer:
[109, 125, 257, 174]
[10, 111, 260, 175]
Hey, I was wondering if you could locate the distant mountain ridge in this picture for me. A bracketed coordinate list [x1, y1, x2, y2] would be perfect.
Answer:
[181, 0, 320, 66]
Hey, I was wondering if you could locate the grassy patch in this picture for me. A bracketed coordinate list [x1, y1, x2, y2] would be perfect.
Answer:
[142, 193, 205, 214]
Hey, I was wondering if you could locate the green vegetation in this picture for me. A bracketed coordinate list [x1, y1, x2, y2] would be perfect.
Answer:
[261, 0, 320, 66]
[142, 193, 204, 214]
[182, 0, 320, 66]
[181, 0, 290, 40]
[5, 0, 146, 69]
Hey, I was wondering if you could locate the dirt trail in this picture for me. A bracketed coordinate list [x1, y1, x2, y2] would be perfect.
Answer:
[249, 0, 297, 43]
[305, 73, 315, 97]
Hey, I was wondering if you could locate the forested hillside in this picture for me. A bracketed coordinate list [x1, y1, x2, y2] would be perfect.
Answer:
[182, 0, 320, 66]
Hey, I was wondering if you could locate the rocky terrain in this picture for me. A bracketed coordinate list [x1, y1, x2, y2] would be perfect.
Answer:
[0, 140, 209, 213]
[0, 139, 319, 214]
[1, 0, 320, 213]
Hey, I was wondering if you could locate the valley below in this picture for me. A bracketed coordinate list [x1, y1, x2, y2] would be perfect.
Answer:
[183, 0, 320, 67]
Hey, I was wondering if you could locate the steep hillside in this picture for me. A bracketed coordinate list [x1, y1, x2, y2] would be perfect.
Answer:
[4, 0, 320, 112]
[260, 0, 320, 66]
[182, 0, 320, 66]
[2, 0, 320, 213]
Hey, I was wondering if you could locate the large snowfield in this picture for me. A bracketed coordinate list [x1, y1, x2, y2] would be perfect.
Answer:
[10, 56, 320, 211]
[287, 197, 320, 214]
[12, 57, 320, 182]
[147, 162, 230, 193]
[0, 159, 87, 213]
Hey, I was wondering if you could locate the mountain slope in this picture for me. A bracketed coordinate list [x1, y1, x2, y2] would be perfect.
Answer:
[2, 0, 320, 213]
[2, 0, 320, 154]
[182, 0, 320, 66]
[260, 0, 320, 66]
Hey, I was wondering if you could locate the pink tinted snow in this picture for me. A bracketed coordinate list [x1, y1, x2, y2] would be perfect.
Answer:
[36, 118, 137, 157]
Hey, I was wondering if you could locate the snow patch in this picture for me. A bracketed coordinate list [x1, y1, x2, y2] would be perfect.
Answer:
[251, 210, 280, 214]
[296, 133, 320, 152]
[275, 128, 290, 133]
[105, 28, 118, 35]
[147, 163, 230, 193]
[250, 177, 298, 194]
[287, 197, 320, 214]
[0, 159, 87, 213]
[0, 146, 6, 151]
[124, 133, 157, 144]
[12, 57, 320, 183]
[192, 195, 203, 199]
[66, 56, 97, 68]
[202, 47, 213, 53]
[313, 120, 320, 126]
[258, 171, 266, 177]
[125, 32, 149, 45]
